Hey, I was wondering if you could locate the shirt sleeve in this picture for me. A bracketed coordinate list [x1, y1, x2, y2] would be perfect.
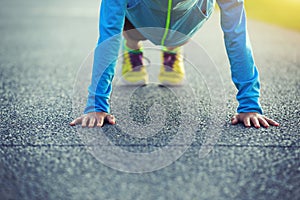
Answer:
[216, 0, 263, 114]
[84, 0, 127, 114]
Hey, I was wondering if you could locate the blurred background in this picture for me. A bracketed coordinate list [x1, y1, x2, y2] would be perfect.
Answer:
[244, 0, 300, 31]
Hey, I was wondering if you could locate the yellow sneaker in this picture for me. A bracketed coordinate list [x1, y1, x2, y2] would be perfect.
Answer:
[159, 49, 185, 86]
[121, 45, 148, 85]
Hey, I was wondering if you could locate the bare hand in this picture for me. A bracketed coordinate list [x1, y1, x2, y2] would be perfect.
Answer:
[231, 112, 279, 128]
[70, 112, 116, 128]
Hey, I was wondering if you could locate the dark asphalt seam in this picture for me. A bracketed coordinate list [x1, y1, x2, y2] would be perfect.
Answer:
[0, 144, 299, 148]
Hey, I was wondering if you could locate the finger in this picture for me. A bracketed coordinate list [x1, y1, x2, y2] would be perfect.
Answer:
[243, 117, 251, 128]
[82, 117, 89, 127]
[88, 117, 96, 128]
[231, 115, 238, 125]
[250, 117, 260, 129]
[106, 115, 116, 125]
[70, 117, 82, 126]
[258, 117, 269, 128]
[264, 116, 280, 126]
[97, 117, 105, 127]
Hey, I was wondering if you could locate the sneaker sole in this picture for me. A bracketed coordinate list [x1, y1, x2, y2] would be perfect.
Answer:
[119, 76, 148, 86]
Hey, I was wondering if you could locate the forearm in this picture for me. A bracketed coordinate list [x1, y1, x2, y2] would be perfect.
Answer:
[84, 0, 126, 114]
[217, 0, 262, 114]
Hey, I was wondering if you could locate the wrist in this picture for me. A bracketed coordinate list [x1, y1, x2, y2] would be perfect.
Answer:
[237, 97, 263, 114]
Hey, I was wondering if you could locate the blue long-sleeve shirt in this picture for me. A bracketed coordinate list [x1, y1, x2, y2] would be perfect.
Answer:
[84, 0, 263, 115]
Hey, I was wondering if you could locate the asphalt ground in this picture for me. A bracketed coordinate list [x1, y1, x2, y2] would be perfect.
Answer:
[0, 0, 299, 199]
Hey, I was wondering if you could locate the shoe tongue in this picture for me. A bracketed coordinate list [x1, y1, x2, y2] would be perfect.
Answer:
[130, 52, 143, 70]
[163, 52, 176, 71]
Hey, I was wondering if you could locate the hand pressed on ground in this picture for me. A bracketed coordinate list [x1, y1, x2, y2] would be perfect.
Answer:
[70, 112, 116, 128]
[231, 112, 279, 128]
[70, 112, 279, 129]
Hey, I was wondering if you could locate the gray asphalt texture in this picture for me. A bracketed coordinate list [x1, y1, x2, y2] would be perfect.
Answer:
[0, 0, 300, 199]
